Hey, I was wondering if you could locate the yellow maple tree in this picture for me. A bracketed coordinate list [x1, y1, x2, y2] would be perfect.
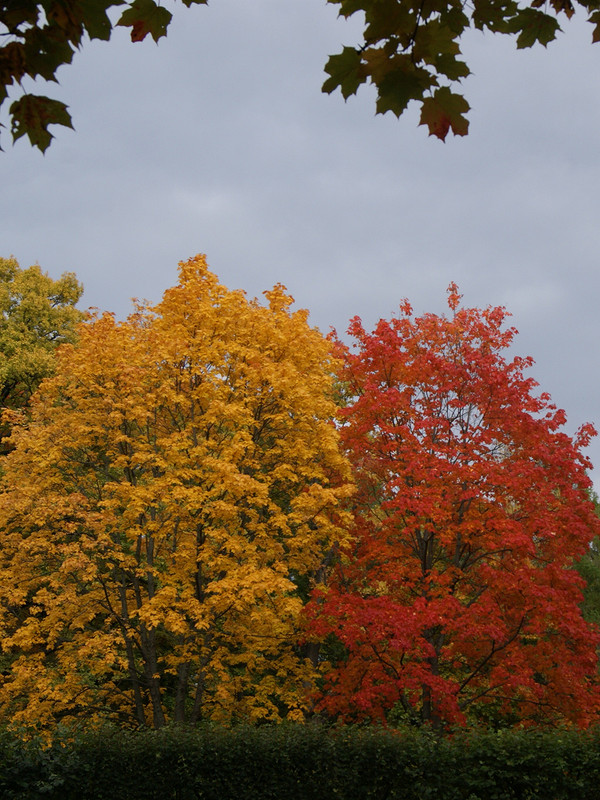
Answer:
[0, 255, 352, 731]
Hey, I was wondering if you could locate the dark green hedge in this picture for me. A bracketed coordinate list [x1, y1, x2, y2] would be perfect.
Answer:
[0, 724, 599, 800]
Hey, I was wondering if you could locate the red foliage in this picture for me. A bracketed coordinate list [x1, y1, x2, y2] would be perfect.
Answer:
[306, 288, 600, 729]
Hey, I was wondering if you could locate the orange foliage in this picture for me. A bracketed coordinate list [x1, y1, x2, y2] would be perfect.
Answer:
[0, 255, 352, 731]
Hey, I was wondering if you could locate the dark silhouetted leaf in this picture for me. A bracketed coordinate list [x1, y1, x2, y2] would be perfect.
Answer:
[508, 7, 561, 47]
[322, 46, 365, 98]
[117, 0, 173, 43]
[376, 61, 436, 117]
[80, 0, 124, 40]
[419, 87, 469, 140]
[10, 95, 73, 153]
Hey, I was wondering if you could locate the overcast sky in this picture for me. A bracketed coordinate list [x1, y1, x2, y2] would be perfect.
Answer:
[2, 0, 600, 484]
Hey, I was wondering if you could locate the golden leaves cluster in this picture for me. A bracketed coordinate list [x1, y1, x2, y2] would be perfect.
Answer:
[0, 255, 352, 731]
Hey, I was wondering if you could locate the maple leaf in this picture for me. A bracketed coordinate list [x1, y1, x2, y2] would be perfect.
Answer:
[0, 43, 27, 99]
[435, 53, 471, 82]
[419, 87, 470, 141]
[507, 7, 561, 48]
[79, 0, 122, 41]
[375, 60, 436, 118]
[322, 46, 365, 99]
[9, 94, 73, 152]
[117, 0, 173, 43]
[589, 9, 600, 42]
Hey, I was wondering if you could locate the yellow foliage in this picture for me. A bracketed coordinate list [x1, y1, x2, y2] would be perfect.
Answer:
[0, 255, 352, 732]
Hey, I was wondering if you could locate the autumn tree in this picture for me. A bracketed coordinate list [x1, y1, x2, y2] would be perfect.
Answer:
[0, 256, 84, 452]
[0, 254, 352, 732]
[3, 0, 600, 150]
[306, 285, 600, 730]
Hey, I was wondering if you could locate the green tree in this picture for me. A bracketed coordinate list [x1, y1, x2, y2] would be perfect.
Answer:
[575, 493, 600, 628]
[0, 256, 84, 450]
[2, 0, 599, 150]
[577, 538, 600, 627]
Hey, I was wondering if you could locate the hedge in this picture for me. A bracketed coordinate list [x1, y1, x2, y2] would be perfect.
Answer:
[0, 723, 599, 799]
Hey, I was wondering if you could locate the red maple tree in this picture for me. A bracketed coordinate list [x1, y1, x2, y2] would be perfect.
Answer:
[306, 285, 600, 729]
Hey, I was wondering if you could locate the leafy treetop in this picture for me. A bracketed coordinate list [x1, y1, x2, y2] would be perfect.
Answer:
[1, 0, 599, 150]
[306, 285, 600, 729]
[0, 254, 352, 732]
[0, 256, 83, 450]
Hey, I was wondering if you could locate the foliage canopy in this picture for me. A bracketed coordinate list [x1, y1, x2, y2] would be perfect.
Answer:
[306, 284, 600, 729]
[323, 0, 600, 140]
[0, 258, 598, 734]
[0, 256, 83, 450]
[2, 0, 599, 150]
[0, 255, 352, 731]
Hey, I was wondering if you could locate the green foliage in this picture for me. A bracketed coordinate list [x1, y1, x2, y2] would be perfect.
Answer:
[9, 94, 73, 153]
[575, 492, 600, 627]
[322, 46, 364, 98]
[507, 7, 562, 49]
[419, 87, 470, 139]
[1, 724, 600, 799]
[0, 256, 83, 449]
[117, 0, 174, 43]
[579, 542, 600, 626]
